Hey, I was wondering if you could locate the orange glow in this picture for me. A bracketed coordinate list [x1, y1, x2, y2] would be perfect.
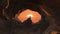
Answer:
[51, 31, 57, 34]
[17, 9, 42, 24]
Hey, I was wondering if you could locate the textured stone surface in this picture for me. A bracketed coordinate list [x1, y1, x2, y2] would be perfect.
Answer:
[0, 0, 60, 34]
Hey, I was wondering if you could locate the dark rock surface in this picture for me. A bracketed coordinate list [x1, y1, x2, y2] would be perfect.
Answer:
[0, 0, 60, 34]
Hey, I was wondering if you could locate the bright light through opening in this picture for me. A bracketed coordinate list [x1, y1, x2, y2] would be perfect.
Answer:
[17, 9, 42, 24]
[27, 14, 33, 18]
